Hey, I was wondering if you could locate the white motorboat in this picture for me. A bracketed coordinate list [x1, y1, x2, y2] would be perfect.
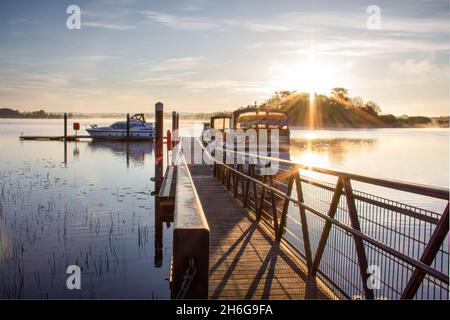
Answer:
[86, 114, 155, 140]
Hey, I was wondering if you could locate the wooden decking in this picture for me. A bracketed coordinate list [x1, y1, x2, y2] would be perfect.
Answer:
[188, 163, 330, 299]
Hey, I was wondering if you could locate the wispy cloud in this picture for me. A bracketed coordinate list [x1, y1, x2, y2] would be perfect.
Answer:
[389, 59, 439, 76]
[83, 21, 136, 31]
[141, 10, 292, 32]
[141, 11, 219, 30]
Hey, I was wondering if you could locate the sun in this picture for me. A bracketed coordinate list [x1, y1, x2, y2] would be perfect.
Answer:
[270, 58, 337, 96]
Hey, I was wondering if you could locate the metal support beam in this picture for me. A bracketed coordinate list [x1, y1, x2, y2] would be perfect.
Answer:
[401, 203, 449, 299]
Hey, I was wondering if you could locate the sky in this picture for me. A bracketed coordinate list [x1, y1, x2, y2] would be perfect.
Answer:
[0, 0, 448, 116]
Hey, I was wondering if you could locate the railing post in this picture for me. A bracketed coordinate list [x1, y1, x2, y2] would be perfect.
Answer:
[294, 170, 313, 271]
[401, 203, 449, 299]
[343, 177, 375, 300]
[276, 173, 294, 241]
[268, 175, 278, 231]
[310, 177, 343, 276]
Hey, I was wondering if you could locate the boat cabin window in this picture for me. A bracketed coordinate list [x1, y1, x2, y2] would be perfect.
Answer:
[213, 118, 230, 131]
[111, 122, 127, 130]
[111, 121, 146, 129]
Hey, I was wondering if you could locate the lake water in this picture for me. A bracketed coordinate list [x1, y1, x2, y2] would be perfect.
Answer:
[0, 119, 448, 299]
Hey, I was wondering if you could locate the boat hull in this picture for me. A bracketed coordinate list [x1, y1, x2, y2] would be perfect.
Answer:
[86, 129, 155, 140]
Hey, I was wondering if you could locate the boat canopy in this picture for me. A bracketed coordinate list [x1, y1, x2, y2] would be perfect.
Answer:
[232, 107, 288, 129]
[238, 114, 289, 128]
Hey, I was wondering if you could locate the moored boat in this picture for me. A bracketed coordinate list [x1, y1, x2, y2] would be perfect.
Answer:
[86, 114, 155, 140]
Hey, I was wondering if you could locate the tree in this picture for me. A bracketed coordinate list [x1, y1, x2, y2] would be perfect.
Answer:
[379, 114, 397, 124]
[331, 87, 349, 101]
[362, 101, 381, 116]
[351, 96, 364, 109]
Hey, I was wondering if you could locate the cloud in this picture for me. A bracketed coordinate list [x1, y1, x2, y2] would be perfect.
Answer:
[222, 19, 292, 32]
[83, 21, 136, 31]
[141, 11, 220, 30]
[148, 57, 205, 72]
[389, 59, 438, 76]
[141, 11, 292, 32]
[278, 11, 450, 35]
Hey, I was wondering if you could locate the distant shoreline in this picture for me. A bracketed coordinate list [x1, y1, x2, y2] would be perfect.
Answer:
[0, 107, 448, 128]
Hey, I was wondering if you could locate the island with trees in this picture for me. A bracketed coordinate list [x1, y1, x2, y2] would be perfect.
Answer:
[254, 88, 448, 128]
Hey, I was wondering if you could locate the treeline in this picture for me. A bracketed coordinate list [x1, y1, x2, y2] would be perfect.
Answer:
[0, 108, 211, 121]
[0, 108, 74, 119]
[259, 89, 448, 128]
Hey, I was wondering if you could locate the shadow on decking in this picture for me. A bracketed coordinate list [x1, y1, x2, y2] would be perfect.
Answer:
[188, 163, 326, 299]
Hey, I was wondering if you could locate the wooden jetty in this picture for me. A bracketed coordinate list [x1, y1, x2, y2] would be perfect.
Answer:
[19, 135, 91, 141]
[188, 163, 329, 299]
[167, 134, 449, 300]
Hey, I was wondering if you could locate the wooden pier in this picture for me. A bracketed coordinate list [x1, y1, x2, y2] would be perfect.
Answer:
[168, 136, 449, 300]
[188, 163, 329, 299]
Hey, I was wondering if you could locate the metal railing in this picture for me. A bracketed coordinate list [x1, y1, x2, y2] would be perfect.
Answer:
[198, 139, 449, 300]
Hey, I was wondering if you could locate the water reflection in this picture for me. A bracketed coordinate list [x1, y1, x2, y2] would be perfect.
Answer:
[290, 138, 377, 167]
[87, 140, 154, 166]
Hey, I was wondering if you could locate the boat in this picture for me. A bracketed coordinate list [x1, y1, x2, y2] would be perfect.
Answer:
[202, 107, 290, 153]
[202, 106, 291, 225]
[86, 114, 155, 140]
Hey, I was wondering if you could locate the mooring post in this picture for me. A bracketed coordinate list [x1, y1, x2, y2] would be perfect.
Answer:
[176, 112, 180, 135]
[154, 102, 164, 268]
[63, 113, 67, 142]
[156, 102, 164, 159]
[172, 111, 177, 148]
[126, 113, 130, 140]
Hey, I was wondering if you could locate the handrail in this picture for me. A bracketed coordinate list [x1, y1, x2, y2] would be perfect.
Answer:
[214, 147, 449, 200]
[172, 145, 210, 299]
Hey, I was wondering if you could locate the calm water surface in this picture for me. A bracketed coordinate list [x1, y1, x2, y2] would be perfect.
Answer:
[0, 119, 448, 298]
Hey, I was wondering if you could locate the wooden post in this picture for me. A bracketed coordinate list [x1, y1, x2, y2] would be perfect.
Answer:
[63, 113, 67, 142]
[63, 113, 68, 166]
[176, 112, 180, 134]
[126, 113, 130, 140]
[155, 102, 164, 159]
[172, 111, 177, 148]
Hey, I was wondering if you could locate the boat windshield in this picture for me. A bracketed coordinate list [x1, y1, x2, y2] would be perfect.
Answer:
[110, 121, 151, 129]
[111, 122, 127, 129]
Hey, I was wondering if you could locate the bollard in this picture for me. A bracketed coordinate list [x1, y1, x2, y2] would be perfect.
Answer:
[167, 130, 172, 151]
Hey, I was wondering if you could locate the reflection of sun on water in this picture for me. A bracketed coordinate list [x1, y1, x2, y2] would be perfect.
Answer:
[295, 150, 328, 168]
[304, 131, 318, 140]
